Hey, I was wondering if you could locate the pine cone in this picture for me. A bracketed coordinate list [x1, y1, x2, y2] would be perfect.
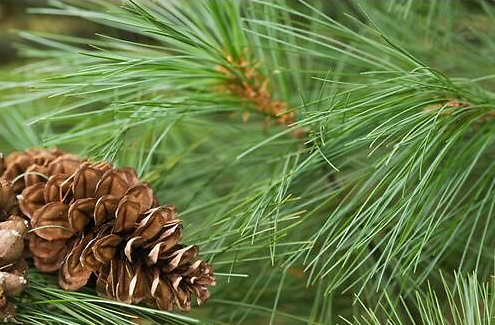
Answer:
[0, 182, 28, 322]
[20, 158, 215, 311]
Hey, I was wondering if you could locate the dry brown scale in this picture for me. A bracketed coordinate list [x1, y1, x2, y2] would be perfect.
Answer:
[0, 148, 66, 194]
[1, 149, 215, 312]
[0, 180, 28, 323]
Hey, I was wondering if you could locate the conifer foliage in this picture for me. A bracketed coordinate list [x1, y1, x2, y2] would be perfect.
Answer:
[1, 0, 495, 324]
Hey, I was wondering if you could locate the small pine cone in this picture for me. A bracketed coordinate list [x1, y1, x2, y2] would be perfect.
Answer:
[20, 159, 215, 311]
[0, 216, 29, 323]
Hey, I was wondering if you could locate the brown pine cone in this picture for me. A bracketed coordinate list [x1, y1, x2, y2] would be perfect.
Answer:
[0, 213, 29, 322]
[20, 159, 215, 311]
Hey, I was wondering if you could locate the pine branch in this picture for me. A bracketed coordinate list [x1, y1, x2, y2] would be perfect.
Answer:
[1, 1, 495, 324]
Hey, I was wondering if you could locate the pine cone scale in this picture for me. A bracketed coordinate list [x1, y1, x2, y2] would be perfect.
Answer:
[68, 198, 97, 232]
[95, 170, 130, 198]
[93, 234, 121, 264]
[94, 195, 119, 227]
[60, 235, 93, 291]
[44, 174, 72, 203]
[114, 199, 141, 233]
[145, 223, 183, 265]
[19, 183, 45, 218]
[124, 183, 154, 213]
[31, 202, 73, 241]
[150, 269, 174, 311]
